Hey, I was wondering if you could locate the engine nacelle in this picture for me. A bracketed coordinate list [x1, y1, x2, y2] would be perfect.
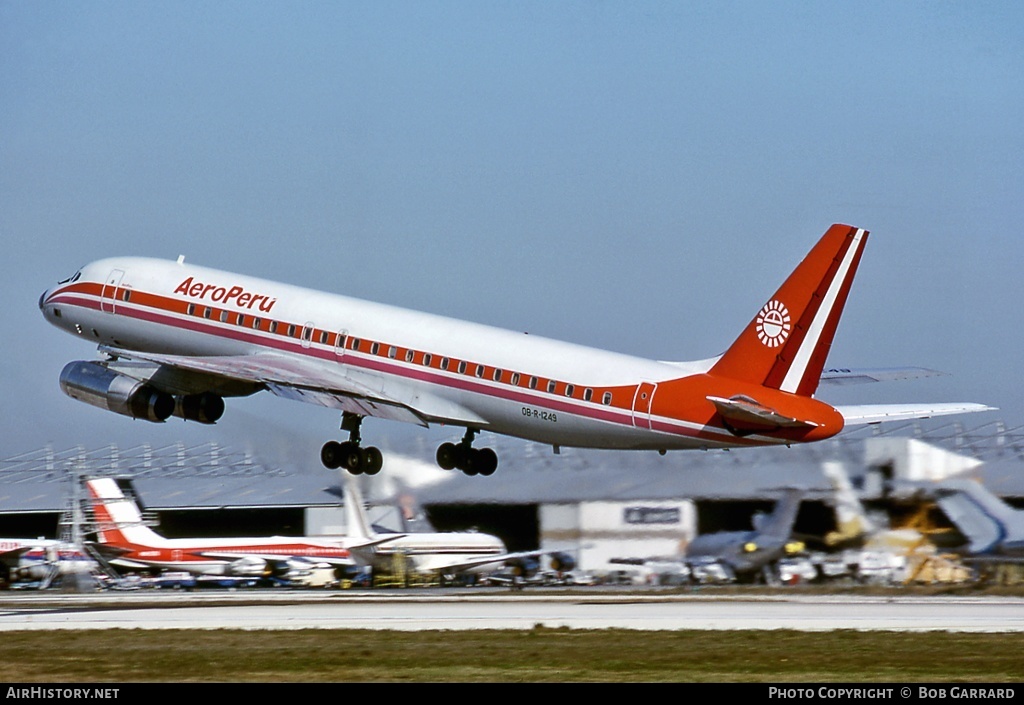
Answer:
[226, 556, 269, 577]
[59, 361, 174, 423]
[549, 552, 576, 573]
[174, 392, 224, 424]
[504, 556, 540, 577]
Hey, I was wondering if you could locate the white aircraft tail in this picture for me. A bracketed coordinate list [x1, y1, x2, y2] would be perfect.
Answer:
[85, 477, 167, 549]
[343, 479, 377, 541]
[823, 461, 875, 546]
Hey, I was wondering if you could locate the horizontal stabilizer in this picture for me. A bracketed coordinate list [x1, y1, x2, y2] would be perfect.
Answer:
[836, 403, 996, 425]
[707, 395, 819, 435]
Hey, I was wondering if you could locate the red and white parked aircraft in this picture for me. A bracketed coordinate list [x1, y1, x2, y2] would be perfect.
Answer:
[41, 224, 991, 476]
[85, 476, 355, 578]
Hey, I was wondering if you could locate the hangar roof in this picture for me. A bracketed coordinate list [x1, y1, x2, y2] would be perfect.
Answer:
[1, 419, 1021, 516]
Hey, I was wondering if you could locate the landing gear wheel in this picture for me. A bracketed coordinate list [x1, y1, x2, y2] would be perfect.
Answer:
[362, 446, 383, 475]
[476, 448, 498, 476]
[436, 442, 458, 470]
[435, 431, 499, 476]
[340, 441, 364, 474]
[462, 450, 479, 476]
[321, 441, 343, 469]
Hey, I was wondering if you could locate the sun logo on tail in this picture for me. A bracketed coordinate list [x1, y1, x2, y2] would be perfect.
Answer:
[756, 300, 791, 348]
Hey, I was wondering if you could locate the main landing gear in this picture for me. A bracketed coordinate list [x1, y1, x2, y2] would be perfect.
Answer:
[321, 413, 383, 475]
[436, 428, 498, 476]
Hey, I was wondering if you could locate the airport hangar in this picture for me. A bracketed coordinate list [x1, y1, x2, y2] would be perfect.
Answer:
[0, 419, 1021, 574]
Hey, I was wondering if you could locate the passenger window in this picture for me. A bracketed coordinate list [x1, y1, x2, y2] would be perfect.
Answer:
[220, 311, 229, 323]
[584, 388, 593, 402]
[405, 349, 414, 363]
[565, 384, 574, 397]
[320, 330, 329, 344]
[529, 377, 538, 390]
[458, 361, 467, 374]
[204, 307, 212, 319]
[602, 392, 612, 405]
[493, 369, 502, 382]
[441, 357, 450, 370]
[475, 365, 484, 378]
[371, 342, 379, 355]
[511, 373, 520, 385]
[423, 353, 432, 366]
[388, 346, 397, 359]
[547, 380, 557, 393]
[238, 314, 245, 327]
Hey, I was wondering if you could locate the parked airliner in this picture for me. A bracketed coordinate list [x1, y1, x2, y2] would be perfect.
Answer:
[342, 479, 572, 582]
[85, 477, 355, 578]
[0, 538, 98, 587]
[40, 224, 992, 476]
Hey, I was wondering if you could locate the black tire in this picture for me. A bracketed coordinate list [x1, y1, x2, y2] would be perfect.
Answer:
[436, 442, 457, 470]
[320, 441, 342, 469]
[362, 446, 383, 475]
[476, 448, 498, 476]
[340, 442, 364, 474]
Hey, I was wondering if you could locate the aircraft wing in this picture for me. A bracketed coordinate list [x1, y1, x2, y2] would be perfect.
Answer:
[426, 549, 549, 575]
[835, 403, 995, 425]
[819, 367, 948, 386]
[0, 546, 32, 568]
[99, 346, 487, 428]
[344, 536, 410, 567]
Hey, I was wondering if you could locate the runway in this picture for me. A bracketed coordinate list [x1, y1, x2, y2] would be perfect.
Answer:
[1, 590, 1023, 632]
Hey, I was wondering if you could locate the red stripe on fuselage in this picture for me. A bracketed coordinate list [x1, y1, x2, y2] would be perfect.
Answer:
[48, 283, 776, 448]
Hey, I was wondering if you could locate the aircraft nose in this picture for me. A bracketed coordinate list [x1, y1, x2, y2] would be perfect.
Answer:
[39, 288, 50, 311]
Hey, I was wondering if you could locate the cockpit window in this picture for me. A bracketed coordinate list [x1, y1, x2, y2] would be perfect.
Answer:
[57, 270, 83, 285]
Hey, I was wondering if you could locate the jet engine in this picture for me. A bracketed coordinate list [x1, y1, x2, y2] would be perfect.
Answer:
[174, 392, 224, 424]
[226, 556, 270, 577]
[504, 556, 540, 577]
[548, 552, 577, 573]
[59, 361, 174, 423]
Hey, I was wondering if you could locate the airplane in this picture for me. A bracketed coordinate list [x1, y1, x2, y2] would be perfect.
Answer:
[39, 224, 993, 476]
[684, 488, 807, 583]
[929, 478, 1024, 559]
[341, 479, 573, 584]
[0, 538, 99, 588]
[821, 461, 925, 552]
[84, 476, 356, 580]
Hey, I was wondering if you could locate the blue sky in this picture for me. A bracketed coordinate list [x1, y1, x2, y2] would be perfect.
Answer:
[2, 2, 1020, 466]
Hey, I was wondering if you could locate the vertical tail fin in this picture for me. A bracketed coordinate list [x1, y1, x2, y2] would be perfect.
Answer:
[343, 479, 377, 541]
[85, 477, 166, 549]
[710, 224, 868, 396]
[823, 461, 875, 546]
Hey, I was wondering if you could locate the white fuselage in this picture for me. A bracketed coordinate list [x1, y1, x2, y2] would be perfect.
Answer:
[42, 256, 739, 451]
